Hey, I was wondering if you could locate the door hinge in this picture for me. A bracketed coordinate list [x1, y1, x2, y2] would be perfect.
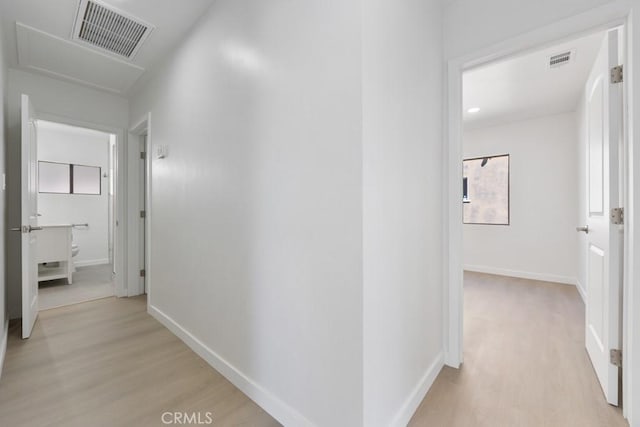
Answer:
[611, 207, 624, 225]
[140, 210, 146, 219]
[140, 151, 146, 160]
[140, 269, 146, 278]
[611, 65, 623, 84]
[610, 349, 622, 367]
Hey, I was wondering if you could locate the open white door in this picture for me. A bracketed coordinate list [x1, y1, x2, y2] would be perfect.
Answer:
[20, 94, 40, 339]
[582, 29, 623, 406]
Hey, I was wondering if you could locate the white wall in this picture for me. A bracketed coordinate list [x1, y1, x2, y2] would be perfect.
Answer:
[444, 0, 620, 59]
[463, 113, 580, 285]
[129, 1, 363, 425]
[7, 69, 128, 318]
[37, 122, 111, 266]
[362, 0, 444, 426]
[0, 13, 9, 377]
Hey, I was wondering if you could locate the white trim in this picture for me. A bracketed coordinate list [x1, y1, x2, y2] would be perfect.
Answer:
[625, 7, 639, 424]
[148, 304, 314, 427]
[145, 114, 151, 311]
[463, 265, 577, 286]
[444, 47, 464, 370]
[444, 1, 635, 423]
[16, 22, 145, 95]
[0, 320, 8, 379]
[127, 113, 151, 300]
[129, 114, 149, 139]
[20, 64, 124, 95]
[74, 259, 110, 268]
[575, 279, 587, 304]
[35, 112, 127, 298]
[390, 353, 444, 427]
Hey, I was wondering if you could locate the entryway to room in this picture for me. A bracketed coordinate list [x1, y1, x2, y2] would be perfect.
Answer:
[9, 90, 138, 340]
[412, 25, 629, 426]
[35, 120, 117, 310]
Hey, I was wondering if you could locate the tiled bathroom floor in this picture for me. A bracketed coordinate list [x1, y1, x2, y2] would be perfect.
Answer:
[38, 263, 115, 310]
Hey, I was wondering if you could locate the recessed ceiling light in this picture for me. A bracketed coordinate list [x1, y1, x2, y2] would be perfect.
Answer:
[467, 107, 480, 114]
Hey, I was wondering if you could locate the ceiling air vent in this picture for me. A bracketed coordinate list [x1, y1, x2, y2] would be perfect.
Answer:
[72, 0, 154, 59]
[548, 50, 574, 69]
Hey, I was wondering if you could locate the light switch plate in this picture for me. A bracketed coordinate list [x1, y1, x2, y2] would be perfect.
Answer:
[155, 145, 168, 159]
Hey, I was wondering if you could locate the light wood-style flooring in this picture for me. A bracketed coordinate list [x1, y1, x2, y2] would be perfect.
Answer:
[409, 272, 628, 427]
[1, 274, 630, 426]
[0, 296, 280, 427]
[39, 263, 115, 310]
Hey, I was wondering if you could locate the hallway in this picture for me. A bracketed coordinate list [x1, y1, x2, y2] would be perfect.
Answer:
[409, 272, 627, 427]
[1, 1, 639, 425]
[0, 297, 279, 427]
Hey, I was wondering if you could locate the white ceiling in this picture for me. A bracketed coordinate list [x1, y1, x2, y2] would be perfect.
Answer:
[463, 31, 605, 129]
[39, 119, 112, 137]
[0, 0, 216, 94]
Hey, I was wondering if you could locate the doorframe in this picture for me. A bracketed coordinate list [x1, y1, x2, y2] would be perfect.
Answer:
[36, 112, 127, 298]
[128, 113, 152, 306]
[443, 2, 636, 422]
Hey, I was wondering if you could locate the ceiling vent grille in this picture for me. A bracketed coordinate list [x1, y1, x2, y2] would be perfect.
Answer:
[548, 50, 574, 68]
[72, 0, 154, 59]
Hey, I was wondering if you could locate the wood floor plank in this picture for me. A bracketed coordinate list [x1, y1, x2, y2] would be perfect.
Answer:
[409, 272, 628, 427]
[2, 274, 628, 426]
[0, 296, 280, 427]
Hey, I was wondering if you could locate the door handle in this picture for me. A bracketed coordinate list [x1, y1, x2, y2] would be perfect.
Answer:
[9, 226, 43, 233]
[576, 225, 589, 234]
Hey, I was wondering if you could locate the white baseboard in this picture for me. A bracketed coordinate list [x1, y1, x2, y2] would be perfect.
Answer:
[0, 320, 8, 379]
[148, 304, 314, 427]
[74, 258, 110, 268]
[444, 351, 461, 369]
[390, 352, 444, 427]
[575, 279, 586, 303]
[464, 265, 577, 286]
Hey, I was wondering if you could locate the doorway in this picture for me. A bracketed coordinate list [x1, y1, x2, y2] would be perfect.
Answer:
[128, 114, 151, 299]
[35, 120, 117, 310]
[138, 134, 147, 294]
[445, 21, 631, 425]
